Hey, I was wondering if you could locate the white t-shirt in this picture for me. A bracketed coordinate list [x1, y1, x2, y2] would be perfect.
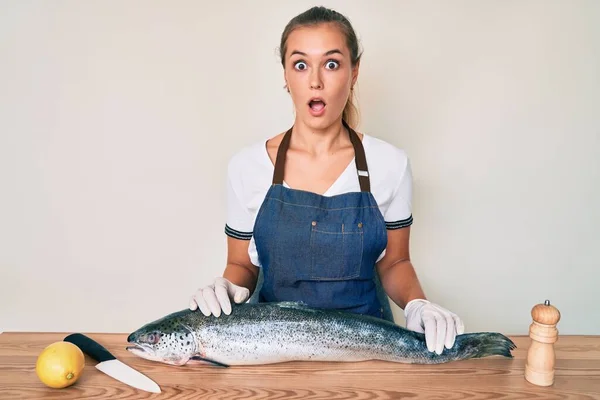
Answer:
[224, 133, 413, 266]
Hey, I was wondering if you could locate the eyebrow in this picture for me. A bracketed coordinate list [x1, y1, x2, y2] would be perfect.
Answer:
[289, 49, 344, 58]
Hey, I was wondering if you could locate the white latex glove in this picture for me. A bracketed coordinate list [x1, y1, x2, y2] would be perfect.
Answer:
[189, 277, 250, 317]
[404, 299, 465, 355]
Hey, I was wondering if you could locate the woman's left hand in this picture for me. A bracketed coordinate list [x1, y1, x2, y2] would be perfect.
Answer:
[404, 299, 465, 355]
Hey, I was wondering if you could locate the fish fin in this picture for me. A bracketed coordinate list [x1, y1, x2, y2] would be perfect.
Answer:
[189, 355, 230, 368]
[454, 332, 517, 360]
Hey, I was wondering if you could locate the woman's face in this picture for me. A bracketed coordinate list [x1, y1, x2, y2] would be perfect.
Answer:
[283, 23, 359, 131]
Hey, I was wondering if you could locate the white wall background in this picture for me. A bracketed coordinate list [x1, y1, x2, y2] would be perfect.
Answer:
[1, 0, 598, 336]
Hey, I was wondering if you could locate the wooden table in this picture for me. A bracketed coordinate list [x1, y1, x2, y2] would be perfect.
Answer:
[0, 332, 598, 399]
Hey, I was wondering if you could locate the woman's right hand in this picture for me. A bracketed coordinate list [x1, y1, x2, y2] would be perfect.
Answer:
[189, 277, 250, 317]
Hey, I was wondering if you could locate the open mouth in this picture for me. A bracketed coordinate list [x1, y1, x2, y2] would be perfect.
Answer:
[308, 98, 326, 115]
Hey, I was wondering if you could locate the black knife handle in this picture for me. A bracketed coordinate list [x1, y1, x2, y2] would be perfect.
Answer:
[64, 333, 116, 363]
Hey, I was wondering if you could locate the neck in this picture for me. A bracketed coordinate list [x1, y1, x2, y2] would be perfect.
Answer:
[289, 119, 349, 157]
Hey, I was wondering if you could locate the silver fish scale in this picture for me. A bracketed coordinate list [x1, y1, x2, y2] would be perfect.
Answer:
[188, 302, 425, 365]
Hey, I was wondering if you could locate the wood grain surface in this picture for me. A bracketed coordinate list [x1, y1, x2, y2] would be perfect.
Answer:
[0, 332, 599, 399]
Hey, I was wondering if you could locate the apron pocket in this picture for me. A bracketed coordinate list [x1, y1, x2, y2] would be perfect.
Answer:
[309, 221, 363, 280]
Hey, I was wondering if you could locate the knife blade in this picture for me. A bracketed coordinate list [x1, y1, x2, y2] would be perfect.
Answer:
[64, 333, 161, 393]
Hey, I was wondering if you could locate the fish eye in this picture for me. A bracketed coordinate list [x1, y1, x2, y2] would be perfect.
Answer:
[325, 60, 339, 70]
[145, 332, 161, 344]
[294, 61, 307, 71]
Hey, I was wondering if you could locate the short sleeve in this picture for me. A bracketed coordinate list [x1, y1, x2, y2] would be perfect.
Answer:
[384, 155, 413, 230]
[224, 159, 254, 240]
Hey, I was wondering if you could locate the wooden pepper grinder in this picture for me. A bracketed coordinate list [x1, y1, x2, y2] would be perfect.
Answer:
[525, 300, 561, 386]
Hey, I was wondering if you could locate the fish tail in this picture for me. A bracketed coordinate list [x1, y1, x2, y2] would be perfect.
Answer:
[452, 332, 517, 360]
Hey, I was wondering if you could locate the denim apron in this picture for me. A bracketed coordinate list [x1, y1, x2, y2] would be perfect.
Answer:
[251, 120, 392, 320]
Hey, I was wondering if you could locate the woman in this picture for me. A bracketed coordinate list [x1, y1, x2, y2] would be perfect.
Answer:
[189, 6, 464, 355]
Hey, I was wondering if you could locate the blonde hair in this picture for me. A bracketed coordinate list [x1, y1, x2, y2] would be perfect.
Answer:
[343, 86, 360, 129]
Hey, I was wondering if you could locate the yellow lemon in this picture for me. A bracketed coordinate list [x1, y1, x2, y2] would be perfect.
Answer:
[36, 341, 85, 389]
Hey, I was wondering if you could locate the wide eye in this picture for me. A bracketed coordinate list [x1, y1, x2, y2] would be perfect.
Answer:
[294, 61, 308, 71]
[325, 60, 339, 70]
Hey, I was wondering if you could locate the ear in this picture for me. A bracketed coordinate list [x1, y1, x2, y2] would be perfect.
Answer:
[351, 59, 360, 87]
[283, 69, 290, 93]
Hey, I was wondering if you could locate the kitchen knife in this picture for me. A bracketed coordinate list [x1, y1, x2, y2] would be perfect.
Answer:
[64, 333, 161, 393]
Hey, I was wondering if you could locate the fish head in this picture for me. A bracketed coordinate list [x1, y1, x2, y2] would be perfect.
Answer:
[126, 310, 197, 365]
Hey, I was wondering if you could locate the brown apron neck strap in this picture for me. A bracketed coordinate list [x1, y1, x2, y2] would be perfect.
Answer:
[272, 119, 371, 192]
[345, 119, 371, 192]
[271, 125, 292, 187]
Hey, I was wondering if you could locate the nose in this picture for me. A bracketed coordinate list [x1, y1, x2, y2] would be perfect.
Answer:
[310, 70, 323, 90]
[127, 332, 135, 343]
